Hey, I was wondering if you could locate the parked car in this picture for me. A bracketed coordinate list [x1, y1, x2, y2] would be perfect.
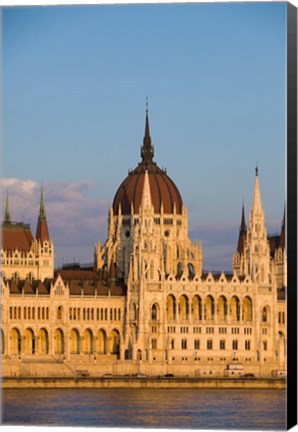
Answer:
[240, 373, 255, 378]
[76, 370, 90, 378]
[163, 373, 175, 378]
[101, 373, 113, 378]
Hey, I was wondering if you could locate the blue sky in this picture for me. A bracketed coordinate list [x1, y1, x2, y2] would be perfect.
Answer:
[2, 2, 286, 270]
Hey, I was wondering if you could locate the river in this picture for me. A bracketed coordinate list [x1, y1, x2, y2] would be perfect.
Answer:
[2, 388, 286, 429]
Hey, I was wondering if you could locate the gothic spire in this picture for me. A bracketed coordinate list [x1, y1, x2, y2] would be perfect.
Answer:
[39, 184, 46, 220]
[279, 204, 286, 249]
[141, 99, 154, 164]
[237, 202, 247, 254]
[251, 165, 263, 216]
[141, 169, 153, 211]
[36, 184, 49, 241]
[240, 202, 246, 230]
[4, 191, 11, 224]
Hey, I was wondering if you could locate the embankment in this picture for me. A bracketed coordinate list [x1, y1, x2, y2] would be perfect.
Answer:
[2, 377, 286, 389]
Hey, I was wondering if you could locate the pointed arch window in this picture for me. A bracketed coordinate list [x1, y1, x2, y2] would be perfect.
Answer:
[151, 303, 159, 321]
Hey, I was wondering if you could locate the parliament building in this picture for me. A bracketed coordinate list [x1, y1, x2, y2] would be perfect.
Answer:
[0, 110, 287, 378]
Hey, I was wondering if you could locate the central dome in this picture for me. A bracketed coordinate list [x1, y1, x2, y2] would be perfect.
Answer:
[113, 110, 183, 215]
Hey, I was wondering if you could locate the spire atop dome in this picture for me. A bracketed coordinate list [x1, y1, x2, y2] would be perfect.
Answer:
[141, 99, 154, 164]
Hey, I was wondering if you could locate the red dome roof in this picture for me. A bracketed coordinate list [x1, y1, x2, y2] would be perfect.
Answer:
[113, 163, 183, 215]
[112, 109, 183, 215]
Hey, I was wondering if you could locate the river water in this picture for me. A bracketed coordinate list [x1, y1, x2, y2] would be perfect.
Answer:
[2, 388, 286, 430]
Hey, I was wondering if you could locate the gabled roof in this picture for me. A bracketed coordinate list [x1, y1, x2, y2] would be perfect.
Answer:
[2, 222, 34, 252]
[55, 269, 98, 281]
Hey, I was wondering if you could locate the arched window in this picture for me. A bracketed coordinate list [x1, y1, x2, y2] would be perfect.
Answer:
[243, 296, 253, 321]
[187, 263, 195, 279]
[217, 296, 228, 321]
[179, 295, 189, 321]
[205, 295, 215, 321]
[82, 329, 93, 354]
[97, 329, 107, 354]
[24, 328, 35, 355]
[0, 328, 4, 355]
[230, 296, 240, 322]
[177, 262, 183, 278]
[70, 328, 80, 354]
[192, 295, 202, 321]
[262, 305, 270, 323]
[38, 328, 49, 355]
[151, 303, 159, 321]
[10, 328, 21, 355]
[57, 305, 63, 320]
[167, 295, 176, 321]
[278, 331, 286, 360]
[54, 328, 64, 355]
[110, 329, 120, 358]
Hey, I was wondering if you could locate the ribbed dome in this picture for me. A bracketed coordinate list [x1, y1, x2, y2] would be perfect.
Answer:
[112, 109, 183, 215]
[113, 163, 183, 215]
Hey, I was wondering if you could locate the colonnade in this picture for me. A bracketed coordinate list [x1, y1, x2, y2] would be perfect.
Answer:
[1, 326, 121, 359]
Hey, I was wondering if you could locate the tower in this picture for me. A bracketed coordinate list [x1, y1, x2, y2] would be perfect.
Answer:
[233, 202, 247, 276]
[233, 167, 272, 285]
[35, 185, 54, 281]
[95, 106, 203, 361]
[272, 207, 287, 289]
[1, 186, 54, 281]
[247, 167, 271, 284]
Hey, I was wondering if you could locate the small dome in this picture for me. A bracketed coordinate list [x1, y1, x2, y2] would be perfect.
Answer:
[112, 109, 183, 215]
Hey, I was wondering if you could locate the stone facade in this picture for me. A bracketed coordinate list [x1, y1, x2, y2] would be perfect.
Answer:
[0, 111, 286, 379]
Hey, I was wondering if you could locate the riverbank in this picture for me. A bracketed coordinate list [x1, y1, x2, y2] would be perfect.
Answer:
[2, 376, 286, 389]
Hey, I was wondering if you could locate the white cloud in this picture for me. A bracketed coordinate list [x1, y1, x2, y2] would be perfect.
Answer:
[1, 178, 110, 266]
[3, 178, 282, 271]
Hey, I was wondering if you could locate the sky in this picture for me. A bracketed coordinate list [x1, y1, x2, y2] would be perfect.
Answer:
[2, 2, 287, 271]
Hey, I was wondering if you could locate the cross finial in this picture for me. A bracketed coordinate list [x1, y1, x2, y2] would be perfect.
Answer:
[255, 163, 258, 176]
[146, 96, 148, 113]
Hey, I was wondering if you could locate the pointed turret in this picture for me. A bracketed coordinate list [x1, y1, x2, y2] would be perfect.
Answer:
[39, 185, 46, 220]
[3, 192, 11, 224]
[140, 170, 153, 210]
[279, 206, 286, 249]
[247, 166, 271, 283]
[36, 185, 49, 241]
[237, 203, 247, 254]
[141, 100, 154, 164]
[251, 165, 264, 216]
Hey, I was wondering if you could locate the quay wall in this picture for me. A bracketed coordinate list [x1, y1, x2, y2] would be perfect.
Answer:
[2, 377, 286, 390]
